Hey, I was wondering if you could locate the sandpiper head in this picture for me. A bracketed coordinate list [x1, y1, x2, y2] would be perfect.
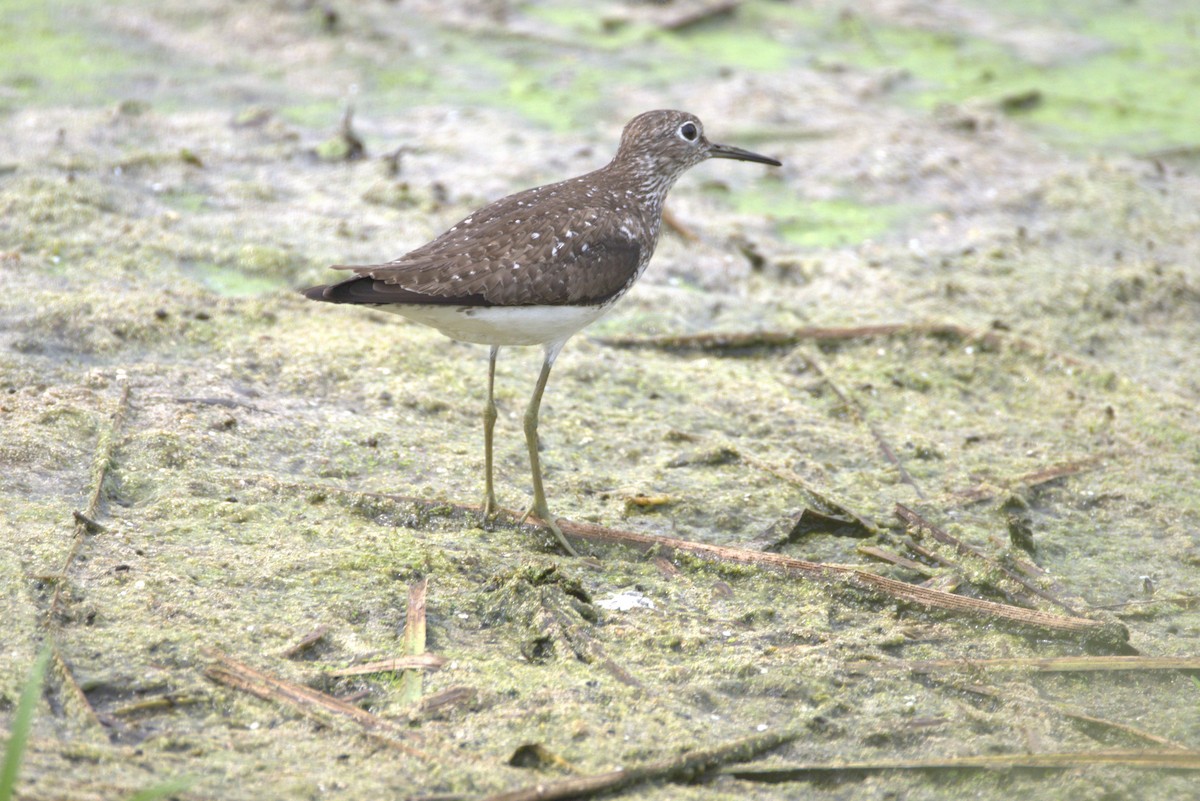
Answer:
[613, 110, 782, 184]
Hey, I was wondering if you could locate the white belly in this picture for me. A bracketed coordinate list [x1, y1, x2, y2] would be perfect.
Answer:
[381, 303, 614, 346]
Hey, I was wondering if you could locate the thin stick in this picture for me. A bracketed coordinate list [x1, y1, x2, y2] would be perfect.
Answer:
[481, 727, 799, 801]
[856, 545, 935, 576]
[109, 694, 201, 718]
[1051, 708, 1192, 751]
[845, 655, 1200, 673]
[329, 653, 446, 677]
[659, 0, 742, 31]
[725, 749, 1200, 779]
[898, 536, 960, 570]
[595, 322, 1084, 367]
[51, 646, 104, 731]
[420, 686, 478, 714]
[896, 504, 1079, 615]
[548, 517, 1118, 640]
[173, 395, 266, 413]
[51, 382, 131, 616]
[201, 648, 433, 760]
[280, 624, 330, 658]
[952, 456, 1104, 506]
[957, 682, 1191, 751]
[399, 578, 429, 706]
[597, 324, 921, 350]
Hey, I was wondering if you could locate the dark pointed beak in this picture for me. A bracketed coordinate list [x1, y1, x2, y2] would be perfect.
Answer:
[708, 141, 782, 167]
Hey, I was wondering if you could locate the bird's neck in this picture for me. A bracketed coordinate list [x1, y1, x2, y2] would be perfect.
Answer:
[601, 154, 683, 220]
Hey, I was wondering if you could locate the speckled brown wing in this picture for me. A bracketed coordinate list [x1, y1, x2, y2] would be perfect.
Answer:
[327, 205, 645, 307]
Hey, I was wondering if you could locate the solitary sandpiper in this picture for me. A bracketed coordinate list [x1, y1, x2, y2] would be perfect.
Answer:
[305, 110, 781, 555]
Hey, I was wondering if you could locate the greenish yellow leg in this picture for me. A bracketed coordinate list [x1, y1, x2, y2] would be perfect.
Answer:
[482, 345, 499, 519]
[521, 341, 578, 557]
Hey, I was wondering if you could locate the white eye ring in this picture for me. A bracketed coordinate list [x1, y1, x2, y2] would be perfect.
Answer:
[678, 121, 699, 142]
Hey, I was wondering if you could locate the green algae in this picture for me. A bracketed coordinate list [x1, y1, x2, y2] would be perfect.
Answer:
[0, 0, 139, 111]
[825, 2, 1200, 153]
[278, 99, 347, 130]
[757, 194, 907, 249]
[521, 5, 657, 50]
[660, 21, 795, 72]
[355, 5, 808, 133]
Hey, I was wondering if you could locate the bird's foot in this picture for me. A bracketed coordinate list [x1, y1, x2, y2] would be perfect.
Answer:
[481, 491, 500, 523]
[521, 502, 579, 557]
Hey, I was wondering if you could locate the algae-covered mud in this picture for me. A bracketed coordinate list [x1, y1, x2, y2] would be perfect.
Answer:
[2, 1, 1199, 799]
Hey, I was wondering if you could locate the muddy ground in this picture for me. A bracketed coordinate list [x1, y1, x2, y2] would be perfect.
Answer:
[2, 0, 1199, 799]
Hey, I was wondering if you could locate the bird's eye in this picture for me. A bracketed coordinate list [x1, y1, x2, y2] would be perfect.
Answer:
[678, 122, 699, 142]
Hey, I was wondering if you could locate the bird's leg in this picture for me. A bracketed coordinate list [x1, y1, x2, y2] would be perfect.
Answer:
[521, 341, 578, 557]
[481, 345, 500, 520]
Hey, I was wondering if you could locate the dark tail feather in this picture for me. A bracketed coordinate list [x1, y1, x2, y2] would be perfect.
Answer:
[301, 285, 333, 301]
[302, 277, 383, 304]
[302, 274, 492, 307]
[303, 276, 387, 305]
[302, 265, 379, 304]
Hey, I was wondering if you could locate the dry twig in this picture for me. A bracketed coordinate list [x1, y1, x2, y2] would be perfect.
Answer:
[956, 682, 1191, 751]
[725, 749, 1200, 779]
[399, 578, 429, 706]
[51, 646, 104, 731]
[280, 624, 330, 658]
[51, 381, 131, 617]
[328, 653, 447, 677]
[482, 726, 799, 801]
[952, 456, 1104, 505]
[658, 0, 742, 31]
[202, 647, 433, 760]
[896, 504, 1078, 615]
[856, 545, 935, 576]
[595, 322, 1083, 367]
[845, 655, 1200, 674]
[534, 517, 1120, 642]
